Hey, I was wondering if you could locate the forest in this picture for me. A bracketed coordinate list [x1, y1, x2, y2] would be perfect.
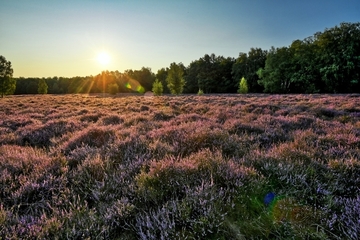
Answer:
[8, 22, 360, 95]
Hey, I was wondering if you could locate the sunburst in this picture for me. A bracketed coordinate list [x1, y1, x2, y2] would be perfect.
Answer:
[96, 51, 111, 65]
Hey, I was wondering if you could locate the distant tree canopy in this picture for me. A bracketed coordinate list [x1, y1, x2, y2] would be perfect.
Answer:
[258, 22, 360, 93]
[0, 55, 15, 98]
[14, 68, 155, 95]
[10, 22, 360, 95]
[184, 53, 235, 94]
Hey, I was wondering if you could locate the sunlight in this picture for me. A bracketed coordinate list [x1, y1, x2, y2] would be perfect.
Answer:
[96, 51, 111, 65]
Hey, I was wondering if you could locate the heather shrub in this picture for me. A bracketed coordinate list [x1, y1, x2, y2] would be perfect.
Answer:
[256, 128, 290, 148]
[66, 145, 100, 169]
[106, 135, 150, 166]
[123, 113, 151, 127]
[148, 139, 175, 159]
[0, 204, 6, 226]
[152, 110, 174, 121]
[140, 104, 150, 111]
[80, 113, 103, 123]
[0, 145, 50, 178]
[327, 158, 360, 198]
[52, 195, 109, 239]
[16, 119, 80, 148]
[2, 215, 44, 239]
[193, 104, 210, 114]
[170, 113, 209, 124]
[148, 120, 244, 157]
[1, 116, 38, 131]
[136, 149, 256, 205]
[67, 155, 107, 208]
[11, 174, 67, 217]
[99, 114, 124, 126]
[0, 126, 16, 144]
[326, 196, 360, 239]
[1, 94, 359, 239]
[182, 126, 243, 157]
[134, 149, 257, 239]
[63, 126, 116, 153]
[225, 119, 264, 135]
[315, 107, 343, 119]
[135, 183, 228, 239]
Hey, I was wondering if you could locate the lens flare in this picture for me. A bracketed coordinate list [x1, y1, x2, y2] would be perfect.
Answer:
[124, 80, 145, 93]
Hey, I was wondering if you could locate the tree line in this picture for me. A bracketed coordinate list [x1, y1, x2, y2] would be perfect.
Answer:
[1, 22, 359, 97]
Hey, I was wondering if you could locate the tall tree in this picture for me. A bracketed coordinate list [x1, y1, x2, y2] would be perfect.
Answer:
[287, 39, 320, 93]
[257, 46, 294, 93]
[246, 48, 267, 92]
[185, 54, 235, 93]
[315, 22, 360, 93]
[166, 62, 185, 95]
[0, 56, 15, 98]
[156, 68, 169, 93]
[184, 60, 201, 93]
[126, 67, 155, 92]
[38, 78, 48, 94]
[232, 48, 267, 93]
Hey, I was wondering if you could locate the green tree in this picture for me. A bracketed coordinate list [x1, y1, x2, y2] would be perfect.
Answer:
[287, 39, 320, 93]
[257, 46, 294, 93]
[152, 79, 163, 96]
[184, 60, 202, 93]
[196, 54, 218, 93]
[166, 62, 185, 95]
[314, 22, 360, 93]
[0, 56, 15, 98]
[185, 54, 235, 93]
[108, 83, 119, 95]
[156, 68, 169, 93]
[257, 22, 360, 93]
[238, 77, 248, 93]
[38, 78, 48, 94]
[125, 67, 155, 92]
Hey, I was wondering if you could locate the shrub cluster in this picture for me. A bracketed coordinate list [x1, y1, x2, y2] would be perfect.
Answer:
[0, 94, 359, 239]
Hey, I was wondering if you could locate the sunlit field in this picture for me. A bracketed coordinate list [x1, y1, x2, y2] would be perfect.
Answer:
[0, 94, 359, 239]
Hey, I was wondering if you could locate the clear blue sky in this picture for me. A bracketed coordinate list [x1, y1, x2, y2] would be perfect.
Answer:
[1, 0, 359, 78]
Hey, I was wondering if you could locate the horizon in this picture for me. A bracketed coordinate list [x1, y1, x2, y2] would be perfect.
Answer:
[1, 0, 360, 78]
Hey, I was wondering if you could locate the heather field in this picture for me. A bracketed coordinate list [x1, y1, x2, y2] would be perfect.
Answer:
[1, 94, 360, 239]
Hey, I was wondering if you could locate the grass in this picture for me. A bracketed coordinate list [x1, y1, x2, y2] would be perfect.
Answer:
[0, 93, 359, 239]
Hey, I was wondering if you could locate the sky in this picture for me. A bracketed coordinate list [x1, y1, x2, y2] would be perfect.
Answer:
[1, 0, 359, 78]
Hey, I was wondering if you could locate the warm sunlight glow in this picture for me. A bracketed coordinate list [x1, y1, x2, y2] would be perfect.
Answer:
[96, 51, 111, 65]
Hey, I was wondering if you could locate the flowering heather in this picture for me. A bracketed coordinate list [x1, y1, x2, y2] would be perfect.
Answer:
[0, 93, 359, 239]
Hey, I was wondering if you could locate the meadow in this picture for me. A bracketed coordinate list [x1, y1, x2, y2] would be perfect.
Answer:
[0, 93, 359, 239]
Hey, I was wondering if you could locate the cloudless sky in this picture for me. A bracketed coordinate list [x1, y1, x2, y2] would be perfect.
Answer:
[1, 0, 359, 78]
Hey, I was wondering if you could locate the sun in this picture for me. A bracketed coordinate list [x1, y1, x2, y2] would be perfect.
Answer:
[96, 51, 111, 65]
